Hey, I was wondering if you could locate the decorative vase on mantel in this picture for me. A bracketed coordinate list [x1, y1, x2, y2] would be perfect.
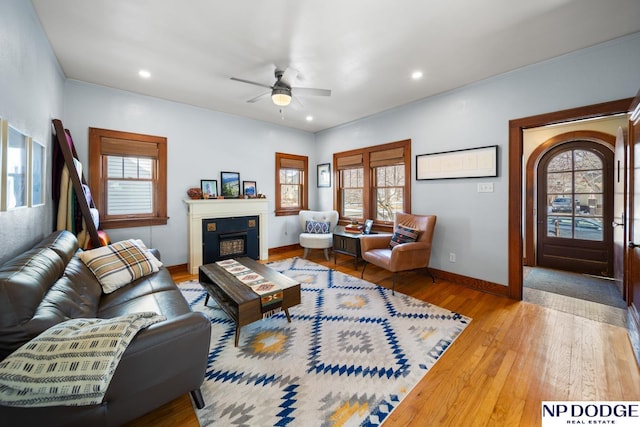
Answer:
[187, 187, 203, 200]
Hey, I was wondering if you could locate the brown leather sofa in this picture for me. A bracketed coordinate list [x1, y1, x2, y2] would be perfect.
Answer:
[0, 230, 211, 427]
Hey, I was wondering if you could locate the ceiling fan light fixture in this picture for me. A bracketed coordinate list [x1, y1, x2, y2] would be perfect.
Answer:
[271, 87, 292, 106]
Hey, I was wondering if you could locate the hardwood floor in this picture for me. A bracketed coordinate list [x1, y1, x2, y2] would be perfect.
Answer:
[126, 249, 640, 427]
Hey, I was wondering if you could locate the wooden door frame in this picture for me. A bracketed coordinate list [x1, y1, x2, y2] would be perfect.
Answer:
[525, 131, 616, 269]
[508, 97, 633, 300]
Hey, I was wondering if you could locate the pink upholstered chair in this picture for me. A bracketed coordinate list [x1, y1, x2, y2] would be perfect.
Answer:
[360, 212, 437, 294]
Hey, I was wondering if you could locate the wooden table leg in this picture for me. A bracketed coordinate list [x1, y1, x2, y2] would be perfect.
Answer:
[234, 326, 240, 347]
[284, 308, 291, 322]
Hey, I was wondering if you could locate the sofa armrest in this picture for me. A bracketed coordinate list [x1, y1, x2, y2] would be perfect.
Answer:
[148, 248, 161, 261]
[360, 233, 393, 252]
[102, 311, 211, 424]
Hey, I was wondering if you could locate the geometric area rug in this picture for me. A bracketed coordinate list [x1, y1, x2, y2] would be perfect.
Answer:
[178, 257, 471, 426]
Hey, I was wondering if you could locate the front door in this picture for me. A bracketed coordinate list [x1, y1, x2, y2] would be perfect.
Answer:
[626, 90, 640, 364]
[536, 141, 613, 276]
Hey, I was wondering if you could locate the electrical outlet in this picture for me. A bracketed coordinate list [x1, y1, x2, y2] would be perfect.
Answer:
[477, 182, 494, 193]
[449, 252, 456, 262]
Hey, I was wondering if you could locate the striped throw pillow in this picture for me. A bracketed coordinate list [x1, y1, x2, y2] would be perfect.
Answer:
[79, 239, 162, 294]
[389, 224, 419, 249]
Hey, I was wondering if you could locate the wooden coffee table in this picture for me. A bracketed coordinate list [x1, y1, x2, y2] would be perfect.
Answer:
[199, 257, 301, 346]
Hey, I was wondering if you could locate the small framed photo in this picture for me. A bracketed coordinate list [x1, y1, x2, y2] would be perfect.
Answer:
[363, 219, 374, 235]
[221, 171, 241, 198]
[317, 163, 331, 188]
[200, 179, 217, 198]
[243, 181, 257, 197]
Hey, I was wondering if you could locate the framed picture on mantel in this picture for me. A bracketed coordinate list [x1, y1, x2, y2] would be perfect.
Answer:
[243, 181, 257, 197]
[200, 179, 217, 198]
[221, 171, 240, 198]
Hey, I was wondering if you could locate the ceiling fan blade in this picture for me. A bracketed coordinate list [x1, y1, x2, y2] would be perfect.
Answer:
[230, 77, 272, 90]
[246, 91, 270, 103]
[290, 95, 304, 110]
[293, 87, 331, 97]
[279, 67, 299, 87]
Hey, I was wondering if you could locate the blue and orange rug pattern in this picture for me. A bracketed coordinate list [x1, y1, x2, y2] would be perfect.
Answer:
[178, 257, 470, 426]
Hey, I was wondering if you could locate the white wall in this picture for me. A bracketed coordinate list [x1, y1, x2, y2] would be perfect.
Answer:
[63, 81, 315, 266]
[0, 0, 64, 263]
[315, 33, 640, 286]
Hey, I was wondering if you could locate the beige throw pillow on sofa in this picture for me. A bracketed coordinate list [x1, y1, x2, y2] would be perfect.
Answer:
[79, 239, 162, 294]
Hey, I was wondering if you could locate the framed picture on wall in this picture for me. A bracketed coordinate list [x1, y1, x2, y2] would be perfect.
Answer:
[221, 171, 240, 198]
[31, 139, 46, 206]
[317, 163, 331, 187]
[416, 145, 498, 180]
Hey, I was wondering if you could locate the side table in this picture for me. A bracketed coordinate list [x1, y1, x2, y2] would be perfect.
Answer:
[333, 226, 363, 270]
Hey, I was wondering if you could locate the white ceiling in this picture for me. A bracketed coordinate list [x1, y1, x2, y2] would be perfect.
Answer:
[31, 0, 640, 133]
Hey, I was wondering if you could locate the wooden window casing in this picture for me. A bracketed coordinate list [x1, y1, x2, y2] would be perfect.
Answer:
[275, 152, 308, 216]
[89, 127, 168, 229]
[334, 139, 411, 231]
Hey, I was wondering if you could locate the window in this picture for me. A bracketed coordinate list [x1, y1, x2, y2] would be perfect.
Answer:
[544, 146, 605, 241]
[89, 127, 167, 229]
[337, 154, 364, 219]
[275, 152, 308, 216]
[335, 140, 411, 229]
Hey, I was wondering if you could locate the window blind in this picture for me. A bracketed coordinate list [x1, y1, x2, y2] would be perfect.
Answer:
[101, 138, 159, 158]
[370, 147, 404, 168]
[279, 157, 306, 170]
[336, 154, 364, 170]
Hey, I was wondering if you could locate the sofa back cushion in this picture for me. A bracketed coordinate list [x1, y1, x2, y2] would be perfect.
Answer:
[36, 258, 103, 321]
[0, 231, 84, 360]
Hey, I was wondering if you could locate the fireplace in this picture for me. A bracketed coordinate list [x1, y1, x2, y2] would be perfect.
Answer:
[202, 216, 259, 263]
[184, 198, 269, 274]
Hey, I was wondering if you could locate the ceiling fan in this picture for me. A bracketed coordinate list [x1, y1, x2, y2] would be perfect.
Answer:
[230, 67, 331, 107]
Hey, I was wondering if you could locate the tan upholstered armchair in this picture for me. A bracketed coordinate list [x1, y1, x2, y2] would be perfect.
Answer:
[360, 213, 437, 294]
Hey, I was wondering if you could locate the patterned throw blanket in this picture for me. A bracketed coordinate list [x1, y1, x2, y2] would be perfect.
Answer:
[216, 259, 284, 317]
[0, 312, 165, 407]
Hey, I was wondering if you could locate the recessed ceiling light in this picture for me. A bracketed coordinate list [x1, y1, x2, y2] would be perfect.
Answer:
[411, 71, 423, 80]
[139, 70, 151, 79]
[306, 116, 313, 122]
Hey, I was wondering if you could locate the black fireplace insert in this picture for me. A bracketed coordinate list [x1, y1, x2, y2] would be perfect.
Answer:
[202, 216, 259, 264]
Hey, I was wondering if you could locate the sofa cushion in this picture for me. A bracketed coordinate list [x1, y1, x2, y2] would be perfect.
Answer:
[98, 268, 189, 319]
[389, 224, 419, 249]
[36, 258, 103, 321]
[0, 231, 79, 361]
[78, 240, 162, 294]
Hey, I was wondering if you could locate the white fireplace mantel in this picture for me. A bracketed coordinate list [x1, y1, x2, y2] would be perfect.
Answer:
[183, 198, 269, 274]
